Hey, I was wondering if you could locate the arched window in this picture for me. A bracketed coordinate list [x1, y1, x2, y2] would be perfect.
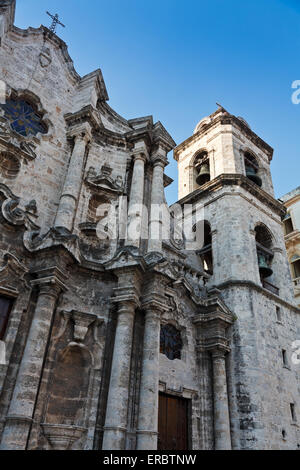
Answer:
[244, 152, 262, 187]
[197, 221, 213, 275]
[195, 151, 210, 187]
[255, 224, 274, 279]
[283, 212, 294, 235]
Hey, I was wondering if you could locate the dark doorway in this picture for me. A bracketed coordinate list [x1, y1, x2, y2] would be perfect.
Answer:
[158, 393, 189, 450]
[0, 296, 13, 340]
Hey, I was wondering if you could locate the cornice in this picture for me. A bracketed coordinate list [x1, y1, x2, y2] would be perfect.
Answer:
[93, 127, 128, 148]
[215, 279, 300, 313]
[153, 121, 176, 153]
[176, 174, 286, 218]
[64, 106, 101, 134]
[174, 113, 273, 161]
[285, 230, 300, 244]
[163, 174, 174, 188]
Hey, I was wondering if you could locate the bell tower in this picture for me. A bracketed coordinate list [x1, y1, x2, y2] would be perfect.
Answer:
[174, 107, 300, 449]
[175, 106, 292, 301]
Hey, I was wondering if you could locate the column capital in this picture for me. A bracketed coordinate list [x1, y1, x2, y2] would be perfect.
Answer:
[30, 266, 68, 296]
[152, 156, 167, 169]
[132, 152, 148, 164]
[112, 285, 141, 309]
[141, 297, 168, 317]
[209, 345, 231, 359]
[117, 299, 138, 316]
[131, 139, 149, 161]
[151, 146, 168, 168]
[67, 122, 92, 143]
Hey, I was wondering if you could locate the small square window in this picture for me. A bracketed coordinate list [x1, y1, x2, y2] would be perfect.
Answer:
[290, 403, 297, 422]
[276, 307, 282, 322]
[282, 349, 288, 367]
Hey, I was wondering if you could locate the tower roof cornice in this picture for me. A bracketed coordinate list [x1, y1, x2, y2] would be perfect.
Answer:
[174, 109, 274, 162]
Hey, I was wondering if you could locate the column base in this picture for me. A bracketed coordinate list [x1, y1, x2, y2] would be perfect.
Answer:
[136, 430, 158, 450]
[102, 426, 127, 450]
[0, 415, 33, 450]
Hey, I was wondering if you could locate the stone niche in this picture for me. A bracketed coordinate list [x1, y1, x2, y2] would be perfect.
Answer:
[42, 344, 91, 450]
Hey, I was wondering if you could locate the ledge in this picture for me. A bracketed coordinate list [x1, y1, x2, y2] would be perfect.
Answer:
[176, 174, 286, 218]
[214, 279, 300, 313]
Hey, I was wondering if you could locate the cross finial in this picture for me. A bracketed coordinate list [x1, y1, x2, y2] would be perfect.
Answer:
[46, 11, 65, 34]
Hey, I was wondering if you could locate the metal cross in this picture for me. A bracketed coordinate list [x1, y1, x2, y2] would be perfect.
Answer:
[46, 11, 65, 34]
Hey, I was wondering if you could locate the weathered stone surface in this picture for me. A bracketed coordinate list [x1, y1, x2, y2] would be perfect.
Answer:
[0, 1, 298, 451]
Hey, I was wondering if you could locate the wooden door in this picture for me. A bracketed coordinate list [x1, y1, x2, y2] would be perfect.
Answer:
[158, 393, 189, 450]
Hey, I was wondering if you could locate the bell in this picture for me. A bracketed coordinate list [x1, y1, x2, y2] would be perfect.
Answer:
[196, 163, 210, 186]
[246, 166, 262, 187]
[258, 253, 273, 278]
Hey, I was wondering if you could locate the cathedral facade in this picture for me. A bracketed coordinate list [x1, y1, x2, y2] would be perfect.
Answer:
[0, 0, 299, 451]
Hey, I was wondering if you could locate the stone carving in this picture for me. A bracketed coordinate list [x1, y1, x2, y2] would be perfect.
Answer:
[41, 424, 87, 451]
[169, 211, 185, 251]
[0, 252, 29, 292]
[55, 310, 103, 347]
[85, 163, 124, 195]
[39, 48, 52, 68]
[165, 292, 185, 322]
[25, 200, 37, 214]
[23, 226, 81, 264]
[0, 184, 40, 231]
[0, 118, 37, 161]
[71, 310, 97, 343]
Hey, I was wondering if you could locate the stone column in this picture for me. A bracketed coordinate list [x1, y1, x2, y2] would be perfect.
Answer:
[102, 300, 137, 450]
[136, 307, 161, 450]
[55, 128, 91, 233]
[0, 270, 66, 450]
[197, 350, 214, 450]
[148, 156, 167, 254]
[126, 152, 147, 248]
[211, 349, 232, 450]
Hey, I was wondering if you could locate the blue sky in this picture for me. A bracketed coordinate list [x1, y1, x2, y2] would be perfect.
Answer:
[14, 0, 300, 204]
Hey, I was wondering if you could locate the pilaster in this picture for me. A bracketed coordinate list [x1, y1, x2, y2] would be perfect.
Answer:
[0, 268, 67, 450]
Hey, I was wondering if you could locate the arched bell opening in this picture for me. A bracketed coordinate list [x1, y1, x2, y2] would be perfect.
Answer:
[255, 224, 274, 280]
[195, 151, 210, 187]
[244, 152, 262, 187]
[196, 221, 213, 275]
